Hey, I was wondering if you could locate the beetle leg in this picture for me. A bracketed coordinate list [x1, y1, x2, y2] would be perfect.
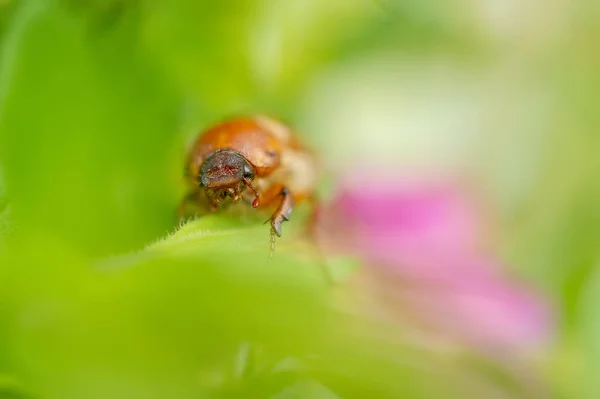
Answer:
[269, 187, 294, 239]
[178, 191, 199, 220]
[268, 187, 294, 257]
[178, 189, 214, 220]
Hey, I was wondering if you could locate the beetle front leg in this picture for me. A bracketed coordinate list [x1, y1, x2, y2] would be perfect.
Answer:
[269, 187, 294, 253]
[177, 189, 217, 221]
[178, 190, 204, 221]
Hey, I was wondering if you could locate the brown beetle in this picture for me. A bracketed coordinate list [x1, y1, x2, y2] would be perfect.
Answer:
[181, 115, 317, 250]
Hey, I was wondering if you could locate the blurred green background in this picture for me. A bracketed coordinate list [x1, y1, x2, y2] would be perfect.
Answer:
[0, 0, 599, 398]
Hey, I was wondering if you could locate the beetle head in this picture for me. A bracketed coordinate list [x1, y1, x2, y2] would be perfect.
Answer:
[200, 149, 255, 189]
[199, 149, 261, 208]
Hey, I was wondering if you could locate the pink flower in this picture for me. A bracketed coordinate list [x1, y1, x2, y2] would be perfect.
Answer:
[318, 175, 553, 355]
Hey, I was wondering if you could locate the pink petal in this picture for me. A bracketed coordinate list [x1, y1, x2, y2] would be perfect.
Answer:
[318, 174, 553, 353]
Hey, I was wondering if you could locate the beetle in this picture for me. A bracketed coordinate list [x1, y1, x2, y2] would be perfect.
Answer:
[181, 115, 317, 251]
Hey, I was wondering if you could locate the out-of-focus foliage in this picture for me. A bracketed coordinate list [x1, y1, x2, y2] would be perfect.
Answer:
[0, 0, 598, 398]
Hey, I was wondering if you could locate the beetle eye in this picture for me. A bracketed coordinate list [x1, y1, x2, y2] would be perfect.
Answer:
[243, 164, 254, 179]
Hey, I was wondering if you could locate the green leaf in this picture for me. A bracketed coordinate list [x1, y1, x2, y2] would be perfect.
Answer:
[0, 0, 180, 255]
[580, 261, 600, 399]
[0, 211, 518, 399]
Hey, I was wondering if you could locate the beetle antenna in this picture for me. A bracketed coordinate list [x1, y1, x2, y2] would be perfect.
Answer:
[243, 178, 260, 208]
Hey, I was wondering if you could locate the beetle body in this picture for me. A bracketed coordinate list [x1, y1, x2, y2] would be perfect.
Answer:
[182, 115, 317, 246]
